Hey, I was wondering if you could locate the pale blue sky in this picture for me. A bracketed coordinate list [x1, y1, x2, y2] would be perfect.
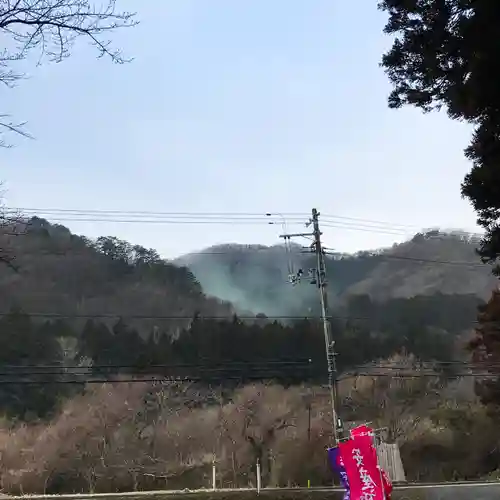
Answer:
[0, 0, 479, 258]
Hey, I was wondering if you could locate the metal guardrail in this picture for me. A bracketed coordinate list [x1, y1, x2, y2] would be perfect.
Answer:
[4, 481, 500, 500]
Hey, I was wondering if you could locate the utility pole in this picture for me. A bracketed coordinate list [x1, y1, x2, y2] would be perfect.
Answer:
[277, 208, 342, 444]
[309, 208, 342, 443]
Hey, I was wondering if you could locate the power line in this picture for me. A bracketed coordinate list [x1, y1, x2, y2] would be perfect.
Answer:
[321, 222, 413, 237]
[24, 215, 409, 232]
[19, 217, 478, 240]
[0, 311, 484, 323]
[0, 374, 312, 385]
[338, 372, 497, 380]
[5, 208, 312, 217]
[0, 360, 497, 371]
[321, 214, 423, 229]
[22, 218, 304, 225]
[0, 362, 316, 383]
[358, 360, 495, 367]
[324, 251, 488, 267]
[368, 254, 488, 267]
[6, 211, 308, 224]
[0, 359, 496, 383]
[3, 206, 483, 237]
[0, 370, 494, 385]
[5, 207, 482, 231]
[0, 312, 323, 319]
[0, 361, 314, 377]
[5, 208, 413, 225]
[8, 247, 489, 268]
[0, 360, 313, 370]
[0, 359, 496, 371]
[18, 248, 304, 256]
[16, 216, 416, 235]
[322, 221, 482, 239]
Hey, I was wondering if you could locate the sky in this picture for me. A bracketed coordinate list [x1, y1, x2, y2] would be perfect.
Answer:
[0, 0, 480, 258]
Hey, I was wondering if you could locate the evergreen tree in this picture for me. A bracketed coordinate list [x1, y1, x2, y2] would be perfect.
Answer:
[77, 320, 116, 369]
[111, 318, 149, 371]
[0, 309, 65, 419]
[379, 0, 500, 270]
[469, 289, 500, 408]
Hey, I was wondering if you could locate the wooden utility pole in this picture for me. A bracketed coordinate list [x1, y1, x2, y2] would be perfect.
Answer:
[310, 208, 342, 443]
[278, 208, 342, 443]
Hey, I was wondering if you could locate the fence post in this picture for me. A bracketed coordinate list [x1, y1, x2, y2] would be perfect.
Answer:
[256, 459, 261, 494]
[212, 460, 216, 491]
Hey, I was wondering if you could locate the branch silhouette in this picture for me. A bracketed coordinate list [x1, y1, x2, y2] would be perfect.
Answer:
[0, 0, 138, 145]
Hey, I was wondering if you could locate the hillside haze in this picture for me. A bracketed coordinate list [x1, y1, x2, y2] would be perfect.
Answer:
[176, 243, 318, 317]
[177, 230, 496, 316]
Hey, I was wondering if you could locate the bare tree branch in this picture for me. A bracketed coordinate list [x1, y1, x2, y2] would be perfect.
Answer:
[0, 182, 31, 270]
[0, 114, 33, 147]
[0, 207, 27, 271]
[0, 0, 138, 146]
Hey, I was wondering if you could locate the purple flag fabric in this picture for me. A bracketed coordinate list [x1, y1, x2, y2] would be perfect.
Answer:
[327, 447, 350, 500]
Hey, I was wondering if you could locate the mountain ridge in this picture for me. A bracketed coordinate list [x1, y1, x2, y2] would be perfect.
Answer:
[0, 217, 235, 334]
[0, 218, 494, 325]
[176, 230, 496, 316]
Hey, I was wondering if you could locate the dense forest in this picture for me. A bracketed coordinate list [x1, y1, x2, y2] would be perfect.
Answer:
[0, 288, 480, 420]
[0, 218, 485, 419]
[0, 217, 498, 491]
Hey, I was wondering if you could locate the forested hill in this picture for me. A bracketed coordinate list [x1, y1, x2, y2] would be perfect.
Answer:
[0, 218, 487, 421]
[0, 217, 234, 333]
[1, 219, 492, 325]
[177, 230, 497, 316]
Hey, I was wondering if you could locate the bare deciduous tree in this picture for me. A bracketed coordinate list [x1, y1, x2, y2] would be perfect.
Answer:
[0, 0, 138, 145]
[340, 354, 445, 441]
[220, 384, 302, 487]
[0, 195, 27, 270]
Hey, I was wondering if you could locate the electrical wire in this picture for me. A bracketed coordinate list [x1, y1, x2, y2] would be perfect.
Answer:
[0, 361, 314, 377]
[0, 371, 495, 385]
[321, 214, 424, 230]
[0, 374, 314, 385]
[0, 356, 497, 385]
[0, 312, 325, 319]
[0, 363, 498, 380]
[4, 208, 312, 217]
[0, 360, 313, 370]
[357, 360, 499, 367]
[338, 372, 498, 380]
[324, 251, 487, 267]
[0, 363, 316, 384]
[2, 213, 486, 266]
[321, 222, 413, 237]
[0, 311, 484, 323]
[21, 218, 307, 226]
[367, 254, 487, 267]
[4, 247, 489, 268]
[3, 207, 482, 232]
[2, 206, 483, 238]
[0, 360, 496, 374]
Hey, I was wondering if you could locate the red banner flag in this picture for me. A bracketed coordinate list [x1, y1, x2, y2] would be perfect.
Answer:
[382, 469, 392, 500]
[350, 425, 374, 438]
[349, 425, 392, 499]
[339, 433, 385, 500]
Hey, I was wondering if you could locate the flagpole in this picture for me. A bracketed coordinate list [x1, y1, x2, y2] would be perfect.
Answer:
[373, 432, 387, 500]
